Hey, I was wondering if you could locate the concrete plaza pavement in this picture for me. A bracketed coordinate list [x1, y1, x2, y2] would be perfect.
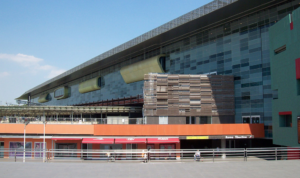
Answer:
[0, 160, 299, 178]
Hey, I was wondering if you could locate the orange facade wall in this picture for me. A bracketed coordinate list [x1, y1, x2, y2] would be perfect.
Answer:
[0, 124, 94, 135]
[0, 124, 264, 138]
[94, 124, 265, 138]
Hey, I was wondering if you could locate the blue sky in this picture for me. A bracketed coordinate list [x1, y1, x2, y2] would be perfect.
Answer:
[0, 0, 212, 105]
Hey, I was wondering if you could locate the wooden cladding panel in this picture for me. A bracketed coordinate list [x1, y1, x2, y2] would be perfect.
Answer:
[144, 74, 235, 117]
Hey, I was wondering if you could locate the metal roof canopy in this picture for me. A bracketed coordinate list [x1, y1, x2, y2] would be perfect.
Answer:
[22, 0, 285, 97]
[0, 106, 142, 116]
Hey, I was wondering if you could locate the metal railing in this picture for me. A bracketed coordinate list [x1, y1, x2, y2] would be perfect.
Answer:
[0, 147, 300, 163]
[0, 117, 145, 125]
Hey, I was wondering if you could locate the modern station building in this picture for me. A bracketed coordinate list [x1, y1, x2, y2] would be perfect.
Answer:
[1, 0, 300, 158]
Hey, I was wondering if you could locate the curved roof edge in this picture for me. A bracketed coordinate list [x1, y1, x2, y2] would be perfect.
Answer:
[22, 0, 238, 96]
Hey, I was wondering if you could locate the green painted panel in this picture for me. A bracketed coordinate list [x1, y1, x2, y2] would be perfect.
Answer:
[120, 55, 165, 84]
[38, 93, 49, 103]
[54, 86, 69, 100]
[270, 7, 300, 147]
[79, 77, 101, 94]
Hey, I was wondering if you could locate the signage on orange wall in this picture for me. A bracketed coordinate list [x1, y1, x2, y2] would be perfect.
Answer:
[186, 135, 254, 140]
[186, 136, 209, 140]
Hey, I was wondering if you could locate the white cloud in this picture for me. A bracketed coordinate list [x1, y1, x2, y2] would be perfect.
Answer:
[0, 53, 66, 79]
[0, 53, 43, 67]
[47, 68, 66, 79]
[0, 72, 9, 78]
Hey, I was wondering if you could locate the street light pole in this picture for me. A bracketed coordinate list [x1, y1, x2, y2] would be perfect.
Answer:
[43, 112, 46, 162]
[23, 121, 29, 163]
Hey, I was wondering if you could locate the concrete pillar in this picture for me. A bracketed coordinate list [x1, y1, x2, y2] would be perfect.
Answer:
[196, 117, 200, 124]
[221, 139, 226, 159]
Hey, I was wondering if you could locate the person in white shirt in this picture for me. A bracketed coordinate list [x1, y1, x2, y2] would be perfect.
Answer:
[194, 150, 200, 161]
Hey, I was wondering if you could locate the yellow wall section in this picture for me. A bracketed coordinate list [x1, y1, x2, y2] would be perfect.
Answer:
[15, 94, 28, 100]
[120, 55, 165, 84]
[38, 93, 49, 103]
[79, 77, 101, 93]
[54, 86, 69, 100]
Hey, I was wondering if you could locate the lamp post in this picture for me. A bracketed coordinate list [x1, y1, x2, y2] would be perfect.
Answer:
[43, 120, 46, 162]
[23, 121, 30, 163]
[42, 112, 46, 162]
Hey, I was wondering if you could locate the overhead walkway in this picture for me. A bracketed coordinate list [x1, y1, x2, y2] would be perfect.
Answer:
[0, 106, 142, 117]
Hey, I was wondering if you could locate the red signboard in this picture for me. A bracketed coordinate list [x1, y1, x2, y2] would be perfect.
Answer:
[82, 138, 114, 144]
[115, 138, 146, 144]
[279, 111, 292, 115]
[147, 138, 180, 144]
[296, 58, 300, 79]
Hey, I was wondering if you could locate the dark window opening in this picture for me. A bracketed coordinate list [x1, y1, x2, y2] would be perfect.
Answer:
[98, 77, 104, 87]
[243, 117, 250, 123]
[159, 57, 166, 71]
[199, 116, 211, 124]
[272, 90, 278, 99]
[129, 118, 137, 124]
[186, 116, 196, 124]
[274, 45, 286, 54]
[98, 77, 101, 87]
[280, 115, 292, 127]
[251, 117, 260, 124]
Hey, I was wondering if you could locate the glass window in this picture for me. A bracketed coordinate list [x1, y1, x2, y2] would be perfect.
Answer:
[159, 116, 168, 124]
[54, 88, 64, 98]
[280, 115, 292, 127]
[9, 142, 32, 157]
[186, 116, 196, 124]
[243, 116, 250, 123]
[200, 116, 211, 124]
[34, 142, 46, 158]
[159, 57, 166, 71]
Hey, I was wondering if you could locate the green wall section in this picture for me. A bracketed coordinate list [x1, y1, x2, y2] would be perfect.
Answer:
[270, 8, 300, 146]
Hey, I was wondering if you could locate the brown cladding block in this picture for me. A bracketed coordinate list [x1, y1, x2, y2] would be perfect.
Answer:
[190, 96, 201, 99]
[190, 84, 201, 87]
[157, 96, 168, 100]
[168, 99, 179, 103]
[143, 73, 234, 117]
[179, 92, 190, 95]
[156, 110, 168, 115]
[144, 106, 157, 109]
[168, 81, 179, 85]
[190, 89, 201, 93]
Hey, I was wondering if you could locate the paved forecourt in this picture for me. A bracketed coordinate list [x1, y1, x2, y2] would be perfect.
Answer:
[0, 160, 300, 178]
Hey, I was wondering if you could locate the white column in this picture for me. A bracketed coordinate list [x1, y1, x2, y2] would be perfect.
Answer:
[43, 112, 46, 162]
[23, 124, 26, 163]
[43, 121, 46, 162]
[221, 139, 226, 159]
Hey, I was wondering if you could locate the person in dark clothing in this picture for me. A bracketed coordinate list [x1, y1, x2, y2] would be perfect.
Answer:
[147, 148, 151, 162]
